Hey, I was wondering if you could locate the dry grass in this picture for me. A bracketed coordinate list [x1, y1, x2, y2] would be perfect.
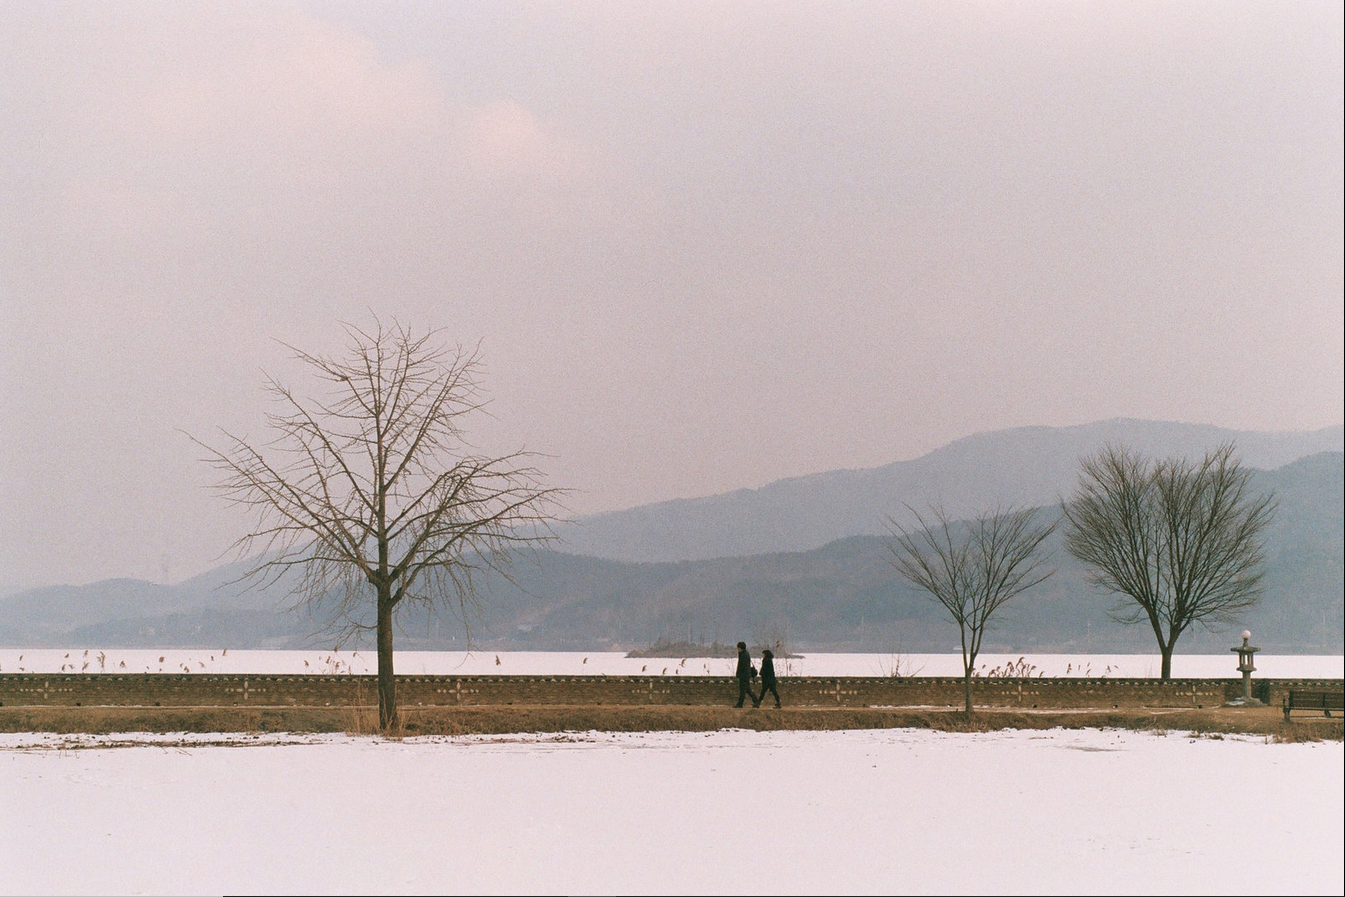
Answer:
[0, 707, 349, 735]
[2, 703, 1338, 742]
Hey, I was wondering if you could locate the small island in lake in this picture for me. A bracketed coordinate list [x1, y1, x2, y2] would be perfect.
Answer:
[626, 638, 803, 659]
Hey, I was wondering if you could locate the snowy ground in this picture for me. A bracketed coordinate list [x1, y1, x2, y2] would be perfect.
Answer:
[2, 648, 1341, 679]
[0, 727, 1340, 896]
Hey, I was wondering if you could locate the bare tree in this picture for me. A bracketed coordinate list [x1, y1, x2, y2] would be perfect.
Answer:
[885, 506, 1057, 713]
[199, 318, 559, 730]
[1063, 443, 1275, 679]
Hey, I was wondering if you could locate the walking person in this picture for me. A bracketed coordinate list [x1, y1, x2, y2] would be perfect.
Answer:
[733, 641, 758, 708]
[756, 648, 782, 708]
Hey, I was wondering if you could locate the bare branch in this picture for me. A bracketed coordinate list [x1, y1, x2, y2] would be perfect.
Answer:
[1063, 442, 1275, 678]
[196, 316, 564, 730]
[885, 504, 1057, 712]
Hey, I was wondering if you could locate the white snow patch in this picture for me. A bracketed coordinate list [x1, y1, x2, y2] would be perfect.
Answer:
[0, 727, 1339, 895]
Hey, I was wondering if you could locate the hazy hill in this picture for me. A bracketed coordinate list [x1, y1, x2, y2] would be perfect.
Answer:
[557, 419, 1343, 563]
[456, 452, 1340, 654]
[1, 447, 1338, 654]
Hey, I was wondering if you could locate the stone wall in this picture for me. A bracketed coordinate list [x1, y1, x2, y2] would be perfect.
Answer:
[0, 674, 1338, 709]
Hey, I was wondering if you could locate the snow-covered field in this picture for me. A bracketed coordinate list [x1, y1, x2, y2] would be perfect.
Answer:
[0, 727, 1340, 895]
[2, 648, 1342, 679]
[1, 651, 1341, 893]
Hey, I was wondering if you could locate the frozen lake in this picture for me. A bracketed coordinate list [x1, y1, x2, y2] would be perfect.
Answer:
[1, 648, 1341, 679]
[0, 727, 1339, 895]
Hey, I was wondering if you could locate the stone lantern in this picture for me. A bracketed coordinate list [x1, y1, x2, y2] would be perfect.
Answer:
[1230, 630, 1261, 704]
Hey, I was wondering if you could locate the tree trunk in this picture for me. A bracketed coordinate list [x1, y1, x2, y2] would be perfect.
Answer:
[376, 594, 397, 731]
[960, 632, 975, 715]
[1147, 617, 1173, 680]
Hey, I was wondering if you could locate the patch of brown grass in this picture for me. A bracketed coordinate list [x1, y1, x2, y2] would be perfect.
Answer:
[2, 703, 1338, 742]
[0, 707, 348, 735]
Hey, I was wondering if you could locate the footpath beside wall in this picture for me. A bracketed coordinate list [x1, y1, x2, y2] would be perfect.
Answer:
[0, 674, 1338, 709]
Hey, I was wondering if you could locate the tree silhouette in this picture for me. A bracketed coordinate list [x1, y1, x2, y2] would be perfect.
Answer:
[886, 506, 1057, 713]
[1063, 444, 1275, 679]
[200, 317, 559, 730]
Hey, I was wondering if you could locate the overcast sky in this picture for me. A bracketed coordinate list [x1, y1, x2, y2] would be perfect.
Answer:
[2, 1, 1341, 590]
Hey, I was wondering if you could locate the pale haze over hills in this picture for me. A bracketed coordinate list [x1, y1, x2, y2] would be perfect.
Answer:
[558, 418, 1344, 562]
[2, 420, 1339, 653]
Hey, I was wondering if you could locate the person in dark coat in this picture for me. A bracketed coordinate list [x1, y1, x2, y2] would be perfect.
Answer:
[733, 641, 757, 708]
[756, 648, 781, 708]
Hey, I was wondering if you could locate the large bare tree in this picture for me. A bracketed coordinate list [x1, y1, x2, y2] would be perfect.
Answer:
[1063, 443, 1275, 679]
[200, 318, 559, 730]
[885, 506, 1057, 713]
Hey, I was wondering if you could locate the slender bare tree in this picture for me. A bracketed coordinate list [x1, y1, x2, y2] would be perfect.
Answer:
[1063, 443, 1274, 679]
[199, 318, 559, 730]
[885, 506, 1057, 713]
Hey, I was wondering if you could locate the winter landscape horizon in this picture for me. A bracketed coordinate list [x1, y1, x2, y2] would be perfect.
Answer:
[4, 418, 1341, 656]
[4, 2, 1341, 894]
[3, 416, 1340, 596]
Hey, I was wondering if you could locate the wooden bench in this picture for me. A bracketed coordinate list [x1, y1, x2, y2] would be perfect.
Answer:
[1282, 690, 1344, 721]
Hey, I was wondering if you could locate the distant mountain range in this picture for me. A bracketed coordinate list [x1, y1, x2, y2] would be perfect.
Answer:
[556, 418, 1343, 562]
[1, 420, 1340, 654]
